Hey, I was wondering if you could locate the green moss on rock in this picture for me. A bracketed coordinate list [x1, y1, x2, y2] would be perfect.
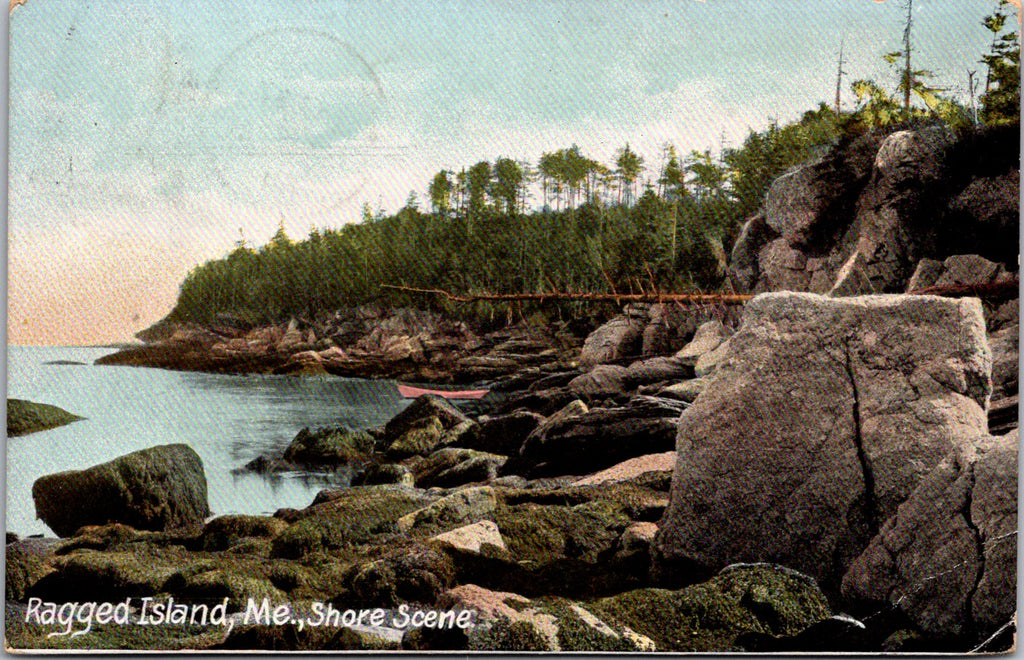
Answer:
[471, 618, 551, 651]
[345, 541, 457, 607]
[495, 499, 630, 565]
[30, 549, 182, 602]
[32, 444, 210, 538]
[271, 486, 434, 559]
[593, 564, 832, 652]
[386, 416, 445, 458]
[201, 515, 288, 551]
[7, 398, 83, 437]
[283, 427, 374, 465]
[6, 540, 56, 601]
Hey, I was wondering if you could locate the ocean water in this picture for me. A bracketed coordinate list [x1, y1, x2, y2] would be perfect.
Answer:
[6, 346, 409, 536]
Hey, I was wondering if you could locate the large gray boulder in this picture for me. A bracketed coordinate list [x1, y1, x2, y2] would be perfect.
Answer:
[33, 444, 210, 537]
[842, 430, 1016, 642]
[988, 323, 1019, 399]
[578, 316, 645, 368]
[830, 127, 955, 296]
[653, 292, 991, 592]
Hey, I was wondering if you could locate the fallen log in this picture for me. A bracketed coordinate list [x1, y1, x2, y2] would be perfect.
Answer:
[907, 277, 1020, 300]
[382, 277, 1020, 305]
[380, 285, 754, 305]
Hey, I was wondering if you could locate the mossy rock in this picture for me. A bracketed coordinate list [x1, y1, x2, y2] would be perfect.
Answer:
[6, 611, 227, 651]
[495, 499, 631, 565]
[201, 515, 289, 551]
[32, 443, 210, 537]
[593, 564, 832, 652]
[498, 471, 671, 521]
[7, 398, 83, 436]
[428, 453, 507, 489]
[282, 427, 374, 465]
[344, 541, 457, 607]
[56, 523, 145, 553]
[29, 549, 182, 602]
[215, 622, 398, 651]
[353, 462, 415, 487]
[397, 486, 497, 536]
[470, 618, 553, 651]
[381, 394, 470, 447]
[439, 498, 638, 598]
[271, 485, 435, 559]
[413, 585, 653, 652]
[172, 568, 286, 609]
[6, 539, 57, 601]
[386, 416, 446, 458]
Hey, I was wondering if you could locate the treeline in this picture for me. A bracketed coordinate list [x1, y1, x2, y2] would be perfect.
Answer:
[171, 105, 845, 325]
[169, 4, 1019, 326]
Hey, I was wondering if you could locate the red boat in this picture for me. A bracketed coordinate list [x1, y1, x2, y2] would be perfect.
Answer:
[397, 384, 490, 400]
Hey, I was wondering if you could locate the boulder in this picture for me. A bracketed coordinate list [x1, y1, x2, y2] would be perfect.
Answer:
[656, 377, 709, 403]
[412, 447, 483, 485]
[344, 542, 456, 608]
[728, 132, 883, 295]
[578, 316, 645, 368]
[431, 520, 507, 554]
[463, 411, 544, 455]
[693, 340, 732, 378]
[7, 399, 84, 437]
[509, 397, 684, 478]
[573, 452, 675, 487]
[29, 549, 182, 603]
[675, 320, 732, 366]
[842, 430, 1017, 642]
[283, 427, 374, 465]
[988, 323, 1019, 398]
[764, 160, 824, 245]
[567, 365, 630, 398]
[427, 453, 506, 489]
[409, 584, 656, 652]
[729, 214, 776, 291]
[905, 258, 945, 291]
[624, 356, 691, 384]
[933, 254, 1002, 288]
[386, 416, 446, 459]
[381, 394, 471, 447]
[32, 444, 210, 538]
[396, 486, 498, 535]
[200, 515, 289, 551]
[758, 238, 812, 291]
[6, 538, 58, 601]
[353, 463, 415, 487]
[830, 127, 955, 296]
[654, 292, 992, 592]
[596, 564, 831, 652]
[271, 485, 435, 558]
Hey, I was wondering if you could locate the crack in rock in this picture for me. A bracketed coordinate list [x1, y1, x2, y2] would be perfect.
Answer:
[843, 337, 879, 538]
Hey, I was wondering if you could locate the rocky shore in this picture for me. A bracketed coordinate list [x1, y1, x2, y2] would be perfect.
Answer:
[7, 125, 1019, 652]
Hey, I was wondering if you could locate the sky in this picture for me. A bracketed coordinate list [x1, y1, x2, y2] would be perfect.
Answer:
[7, 0, 1006, 345]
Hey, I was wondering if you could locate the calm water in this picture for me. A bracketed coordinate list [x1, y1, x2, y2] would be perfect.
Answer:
[6, 346, 409, 536]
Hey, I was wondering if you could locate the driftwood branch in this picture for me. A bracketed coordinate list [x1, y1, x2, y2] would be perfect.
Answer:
[382, 276, 1019, 306]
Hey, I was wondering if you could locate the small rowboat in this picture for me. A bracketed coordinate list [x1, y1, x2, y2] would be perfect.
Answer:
[397, 384, 490, 400]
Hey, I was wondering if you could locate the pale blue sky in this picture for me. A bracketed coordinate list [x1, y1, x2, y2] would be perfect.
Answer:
[8, 0, 1003, 343]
